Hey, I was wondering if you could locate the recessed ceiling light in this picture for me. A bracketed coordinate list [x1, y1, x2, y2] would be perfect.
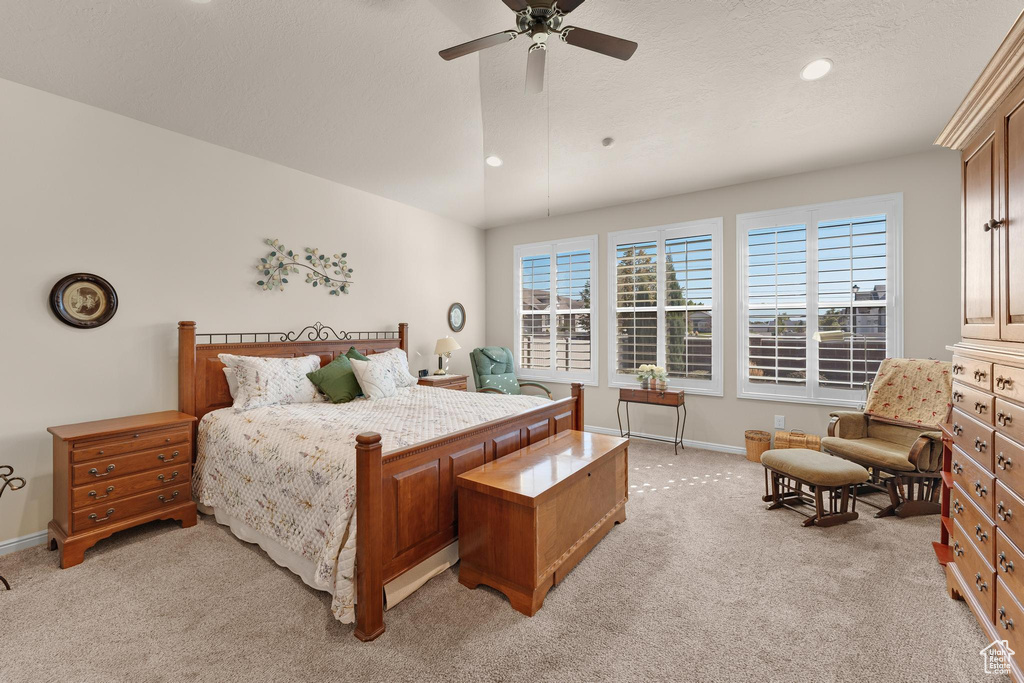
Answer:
[800, 58, 833, 81]
[485, 155, 503, 167]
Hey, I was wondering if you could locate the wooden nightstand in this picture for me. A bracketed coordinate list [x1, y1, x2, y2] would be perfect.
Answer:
[418, 374, 469, 391]
[47, 411, 197, 568]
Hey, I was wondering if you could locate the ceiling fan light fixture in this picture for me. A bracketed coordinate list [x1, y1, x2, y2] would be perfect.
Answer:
[485, 155, 504, 168]
[800, 58, 833, 81]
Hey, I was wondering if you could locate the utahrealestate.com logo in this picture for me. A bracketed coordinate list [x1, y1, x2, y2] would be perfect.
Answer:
[981, 640, 1015, 675]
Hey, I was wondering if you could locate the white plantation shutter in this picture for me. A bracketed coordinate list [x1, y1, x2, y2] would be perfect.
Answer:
[738, 195, 902, 405]
[608, 219, 723, 395]
[513, 237, 598, 385]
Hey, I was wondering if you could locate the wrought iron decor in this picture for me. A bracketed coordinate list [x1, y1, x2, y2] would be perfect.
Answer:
[256, 239, 354, 296]
[0, 465, 25, 590]
[195, 322, 398, 346]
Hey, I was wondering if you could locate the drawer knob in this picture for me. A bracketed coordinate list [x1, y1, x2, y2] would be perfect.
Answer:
[953, 423, 964, 436]
[985, 219, 1004, 231]
[133, 433, 140, 438]
[975, 480, 988, 497]
[953, 391, 963, 403]
[998, 501, 1013, 522]
[975, 369, 989, 381]
[952, 460, 964, 474]
[88, 464, 115, 478]
[157, 451, 181, 462]
[975, 524, 989, 542]
[953, 364, 965, 375]
[976, 572, 990, 592]
[953, 499, 964, 514]
[998, 376, 1016, 390]
[1000, 552, 1015, 573]
[158, 491, 180, 504]
[88, 486, 115, 500]
[1000, 607, 1015, 630]
[88, 508, 115, 523]
[998, 412, 1014, 427]
[165, 437, 172, 443]
[954, 541, 965, 557]
[998, 453, 1013, 470]
[98, 450, 105, 455]
[157, 471, 180, 483]
[975, 402, 988, 414]
[975, 437, 988, 453]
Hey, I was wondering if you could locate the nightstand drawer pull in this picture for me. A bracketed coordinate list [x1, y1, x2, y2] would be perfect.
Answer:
[1000, 552, 1015, 573]
[953, 541, 965, 557]
[952, 460, 964, 474]
[975, 524, 989, 542]
[952, 422, 964, 436]
[975, 437, 988, 453]
[158, 491, 180, 504]
[89, 508, 115, 523]
[976, 572, 989, 592]
[88, 486, 115, 500]
[975, 480, 988, 497]
[998, 453, 1014, 470]
[157, 471, 180, 483]
[157, 451, 180, 462]
[999, 501, 1013, 521]
[88, 464, 115, 477]
[952, 498, 964, 515]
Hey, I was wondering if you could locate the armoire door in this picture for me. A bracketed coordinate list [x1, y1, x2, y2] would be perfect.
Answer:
[963, 127, 1001, 340]
[1003, 90, 1024, 341]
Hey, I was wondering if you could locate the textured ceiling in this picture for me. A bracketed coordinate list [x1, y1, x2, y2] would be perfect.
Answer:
[0, 1, 1020, 228]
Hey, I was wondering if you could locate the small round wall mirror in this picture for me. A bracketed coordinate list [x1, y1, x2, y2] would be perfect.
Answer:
[448, 302, 466, 333]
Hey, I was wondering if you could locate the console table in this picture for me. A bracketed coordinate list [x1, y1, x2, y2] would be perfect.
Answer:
[617, 388, 686, 454]
[0, 465, 26, 590]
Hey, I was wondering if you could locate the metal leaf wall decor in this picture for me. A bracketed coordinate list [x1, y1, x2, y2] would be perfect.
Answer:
[256, 239, 354, 297]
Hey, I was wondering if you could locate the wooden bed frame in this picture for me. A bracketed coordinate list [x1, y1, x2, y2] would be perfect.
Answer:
[177, 321, 584, 641]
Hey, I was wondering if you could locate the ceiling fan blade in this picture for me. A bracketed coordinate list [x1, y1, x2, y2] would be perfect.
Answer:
[439, 30, 520, 61]
[526, 44, 547, 94]
[556, 0, 587, 13]
[561, 26, 638, 61]
[502, 0, 530, 11]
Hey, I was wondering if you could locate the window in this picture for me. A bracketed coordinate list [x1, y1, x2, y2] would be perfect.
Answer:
[607, 219, 723, 395]
[513, 236, 598, 385]
[737, 194, 903, 406]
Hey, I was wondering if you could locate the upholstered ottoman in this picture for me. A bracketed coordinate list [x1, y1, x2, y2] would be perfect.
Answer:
[761, 448, 870, 527]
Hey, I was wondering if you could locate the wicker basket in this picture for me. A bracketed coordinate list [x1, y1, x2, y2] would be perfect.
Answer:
[773, 429, 822, 452]
[744, 430, 772, 463]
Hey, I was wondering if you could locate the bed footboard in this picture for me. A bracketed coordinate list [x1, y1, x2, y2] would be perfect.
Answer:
[354, 383, 584, 641]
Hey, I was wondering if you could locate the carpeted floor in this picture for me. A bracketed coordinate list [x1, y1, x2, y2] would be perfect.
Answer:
[0, 441, 999, 682]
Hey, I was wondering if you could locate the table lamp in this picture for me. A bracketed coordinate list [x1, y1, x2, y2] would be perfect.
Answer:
[434, 336, 461, 375]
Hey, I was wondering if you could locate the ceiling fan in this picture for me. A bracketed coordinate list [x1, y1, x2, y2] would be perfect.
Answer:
[439, 1, 638, 94]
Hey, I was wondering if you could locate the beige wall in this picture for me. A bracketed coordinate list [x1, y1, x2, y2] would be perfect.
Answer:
[485, 149, 962, 452]
[0, 79, 485, 547]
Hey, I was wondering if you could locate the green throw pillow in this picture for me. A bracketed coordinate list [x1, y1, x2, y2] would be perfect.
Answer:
[306, 347, 367, 403]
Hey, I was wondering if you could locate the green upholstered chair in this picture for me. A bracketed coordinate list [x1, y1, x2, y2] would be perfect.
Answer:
[470, 347, 552, 399]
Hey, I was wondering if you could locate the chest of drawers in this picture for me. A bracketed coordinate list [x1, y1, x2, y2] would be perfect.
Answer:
[47, 411, 197, 568]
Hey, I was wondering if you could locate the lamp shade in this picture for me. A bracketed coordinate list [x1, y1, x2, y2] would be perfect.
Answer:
[813, 330, 853, 342]
[435, 337, 461, 355]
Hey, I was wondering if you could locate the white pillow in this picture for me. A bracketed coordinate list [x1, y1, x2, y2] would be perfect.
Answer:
[371, 348, 418, 388]
[350, 357, 398, 400]
[223, 368, 239, 399]
[218, 354, 322, 411]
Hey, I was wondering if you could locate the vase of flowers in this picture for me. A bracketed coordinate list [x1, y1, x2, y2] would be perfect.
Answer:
[637, 365, 667, 390]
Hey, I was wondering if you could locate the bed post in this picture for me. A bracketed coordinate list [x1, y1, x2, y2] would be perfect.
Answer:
[178, 321, 196, 417]
[571, 383, 585, 432]
[355, 432, 386, 642]
[398, 322, 409, 354]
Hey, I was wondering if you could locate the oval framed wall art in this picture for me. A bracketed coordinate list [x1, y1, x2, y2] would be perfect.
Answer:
[448, 302, 466, 333]
[49, 273, 118, 329]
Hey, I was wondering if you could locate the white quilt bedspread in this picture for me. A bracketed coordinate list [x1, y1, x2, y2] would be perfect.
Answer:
[193, 385, 549, 623]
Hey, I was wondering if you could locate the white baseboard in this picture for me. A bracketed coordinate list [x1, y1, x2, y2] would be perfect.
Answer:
[0, 530, 47, 557]
[584, 424, 746, 456]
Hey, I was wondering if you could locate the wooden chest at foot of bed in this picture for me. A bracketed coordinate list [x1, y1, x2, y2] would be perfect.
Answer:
[47, 411, 198, 568]
[455, 430, 628, 616]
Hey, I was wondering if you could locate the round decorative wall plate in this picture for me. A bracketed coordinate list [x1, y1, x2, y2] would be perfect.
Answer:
[448, 302, 466, 333]
[49, 273, 118, 329]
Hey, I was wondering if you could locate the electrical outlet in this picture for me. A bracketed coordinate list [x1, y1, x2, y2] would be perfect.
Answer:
[774, 415, 786, 429]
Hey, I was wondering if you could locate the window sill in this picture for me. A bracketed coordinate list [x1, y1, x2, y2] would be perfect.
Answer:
[737, 391, 864, 409]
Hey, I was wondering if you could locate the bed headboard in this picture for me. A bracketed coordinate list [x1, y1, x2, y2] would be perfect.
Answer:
[178, 321, 408, 424]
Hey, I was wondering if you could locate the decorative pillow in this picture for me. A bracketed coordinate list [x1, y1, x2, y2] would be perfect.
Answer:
[223, 368, 240, 399]
[307, 355, 362, 404]
[218, 354, 322, 411]
[346, 346, 370, 363]
[370, 347, 418, 388]
[349, 357, 398, 400]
